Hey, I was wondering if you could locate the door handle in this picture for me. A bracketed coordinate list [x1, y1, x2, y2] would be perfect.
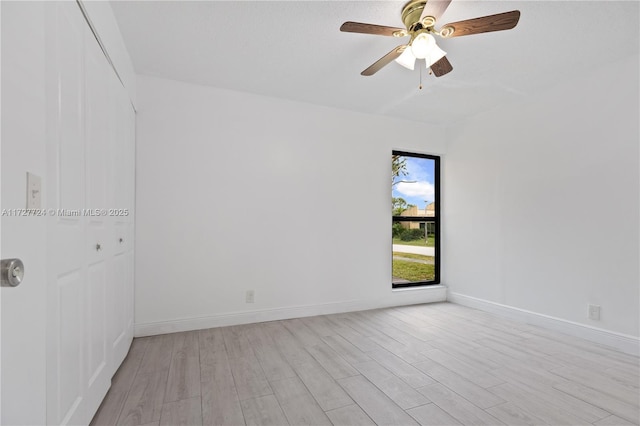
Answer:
[1, 258, 24, 287]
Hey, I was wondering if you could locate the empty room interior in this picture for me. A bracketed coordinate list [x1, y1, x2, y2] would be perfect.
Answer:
[1, 1, 639, 425]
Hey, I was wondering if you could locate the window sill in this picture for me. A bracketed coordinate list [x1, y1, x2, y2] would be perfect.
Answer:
[392, 284, 445, 292]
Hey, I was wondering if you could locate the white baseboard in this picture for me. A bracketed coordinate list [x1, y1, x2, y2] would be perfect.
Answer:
[448, 292, 640, 356]
[135, 285, 447, 337]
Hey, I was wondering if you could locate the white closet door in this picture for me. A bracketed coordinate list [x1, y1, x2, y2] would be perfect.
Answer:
[125, 100, 136, 348]
[45, 3, 88, 424]
[109, 77, 134, 370]
[83, 19, 113, 418]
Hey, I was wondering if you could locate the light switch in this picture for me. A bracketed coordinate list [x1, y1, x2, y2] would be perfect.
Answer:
[26, 172, 42, 209]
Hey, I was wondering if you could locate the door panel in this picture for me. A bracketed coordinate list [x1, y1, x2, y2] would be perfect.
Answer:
[110, 75, 135, 371]
[1, 4, 49, 422]
[57, 272, 84, 425]
[85, 261, 109, 416]
[111, 253, 128, 366]
[83, 15, 112, 418]
[46, 3, 87, 424]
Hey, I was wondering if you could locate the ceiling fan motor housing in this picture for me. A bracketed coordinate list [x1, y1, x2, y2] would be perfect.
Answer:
[401, 0, 432, 30]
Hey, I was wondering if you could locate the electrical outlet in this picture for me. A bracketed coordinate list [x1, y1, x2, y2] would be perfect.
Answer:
[588, 304, 601, 321]
[246, 290, 255, 303]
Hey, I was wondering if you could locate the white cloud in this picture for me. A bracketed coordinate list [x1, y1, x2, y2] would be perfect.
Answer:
[396, 181, 435, 202]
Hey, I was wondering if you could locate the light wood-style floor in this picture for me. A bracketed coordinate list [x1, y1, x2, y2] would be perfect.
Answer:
[91, 302, 640, 426]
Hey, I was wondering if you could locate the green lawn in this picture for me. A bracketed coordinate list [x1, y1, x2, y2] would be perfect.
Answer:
[392, 259, 435, 282]
[392, 236, 435, 247]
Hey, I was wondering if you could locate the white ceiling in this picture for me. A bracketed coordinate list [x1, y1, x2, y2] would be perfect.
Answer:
[110, 1, 639, 125]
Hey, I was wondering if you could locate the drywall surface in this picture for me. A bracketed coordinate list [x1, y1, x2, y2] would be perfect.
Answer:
[80, 0, 136, 106]
[444, 54, 639, 338]
[134, 75, 446, 333]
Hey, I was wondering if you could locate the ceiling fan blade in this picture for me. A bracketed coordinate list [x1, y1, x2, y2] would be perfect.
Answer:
[440, 10, 520, 37]
[340, 21, 405, 37]
[419, 0, 453, 22]
[430, 56, 453, 77]
[361, 46, 406, 76]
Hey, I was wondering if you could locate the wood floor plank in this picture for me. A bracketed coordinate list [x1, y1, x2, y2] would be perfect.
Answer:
[353, 360, 429, 409]
[299, 316, 337, 337]
[606, 366, 640, 388]
[357, 311, 433, 350]
[306, 342, 359, 380]
[222, 325, 253, 360]
[428, 338, 502, 371]
[528, 327, 639, 367]
[322, 334, 372, 365]
[244, 324, 296, 381]
[241, 395, 289, 426]
[407, 403, 463, 426]
[594, 414, 638, 425]
[416, 383, 504, 425]
[489, 365, 610, 423]
[324, 316, 381, 353]
[165, 331, 201, 403]
[267, 322, 353, 411]
[476, 337, 563, 371]
[367, 334, 427, 364]
[198, 327, 226, 352]
[421, 348, 503, 388]
[383, 310, 443, 342]
[489, 382, 595, 425]
[281, 318, 323, 347]
[325, 404, 376, 426]
[413, 362, 504, 409]
[337, 375, 419, 425]
[117, 370, 168, 426]
[485, 402, 549, 426]
[271, 376, 332, 425]
[138, 334, 175, 374]
[227, 353, 273, 401]
[286, 352, 353, 410]
[91, 338, 149, 426]
[340, 313, 388, 338]
[200, 346, 245, 426]
[479, 335, 559, 359]
[554, 380, 640, 423]
[472, 345, 559, 373]
[397, 307, 488, 348]
[367, 348, 436, 389]
[159, 397, 202, 426]
[550, 366, 640, 406]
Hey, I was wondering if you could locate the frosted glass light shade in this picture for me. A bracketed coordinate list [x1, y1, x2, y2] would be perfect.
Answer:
[410, 33, 436, 59]
[395, 47, 416, 70]
[424, 44, 446, 68]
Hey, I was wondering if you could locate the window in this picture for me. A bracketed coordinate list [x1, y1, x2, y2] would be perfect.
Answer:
[392, 151, 440, 287]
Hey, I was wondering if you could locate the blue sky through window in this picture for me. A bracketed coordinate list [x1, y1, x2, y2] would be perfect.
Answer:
[392, 156, 435, 209]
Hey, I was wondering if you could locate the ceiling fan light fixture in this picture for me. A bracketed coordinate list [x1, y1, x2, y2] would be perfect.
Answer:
[341, 2, 521, 77]
[410, 33, 436, 59]
[395, 47, 416, 70]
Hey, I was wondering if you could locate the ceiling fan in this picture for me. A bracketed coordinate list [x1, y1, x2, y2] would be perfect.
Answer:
[340, 0, 520, 77]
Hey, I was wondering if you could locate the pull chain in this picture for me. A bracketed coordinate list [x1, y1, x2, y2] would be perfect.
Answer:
[419, 64, 423, 90]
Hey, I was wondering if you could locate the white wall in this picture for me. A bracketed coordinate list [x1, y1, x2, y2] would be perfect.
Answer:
[444, 54, 639, 342]
[134, 75, 447, 335]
